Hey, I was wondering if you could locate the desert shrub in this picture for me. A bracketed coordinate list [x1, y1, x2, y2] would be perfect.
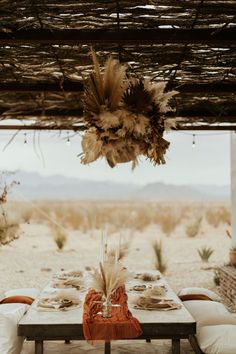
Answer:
[205, 205, 230, 228]
[0, 172, 20, 246]
[185, 217, 202, 237]
[156, 208, 180, 236]
[152, 240, 167, 273]
[50, 225, 68, 251]
[20, 207, 34, 224]
[197, 246, 214, 262]
[108, 241, 130, 261]
[0, 218, 19, 245]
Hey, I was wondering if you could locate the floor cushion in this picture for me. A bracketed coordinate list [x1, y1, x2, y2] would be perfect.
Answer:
[0, 303, 28, 354]
[184, 300, 229, 319]
[179, 294, 212, 301]
[183, 300, 232, 328]
[5, 288, 39, 300]
[0, 296, 34, 305]
[197, 324, 236, 354]
[178, 287, 221, 302]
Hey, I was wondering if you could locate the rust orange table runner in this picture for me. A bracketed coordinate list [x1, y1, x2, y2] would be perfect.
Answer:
[83, 286, 143, 341]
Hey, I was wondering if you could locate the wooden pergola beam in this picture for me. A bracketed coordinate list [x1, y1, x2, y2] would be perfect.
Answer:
[0, 82, 84, 92]
[176, 125, 236, 131]
[0, 124, 235, 131]
[0, 109, 84, 116]
[0, 28, 235, 45]
[0, 125, 85, 131]
[0, 82, 235, 93]
[1, 115, 236, 125]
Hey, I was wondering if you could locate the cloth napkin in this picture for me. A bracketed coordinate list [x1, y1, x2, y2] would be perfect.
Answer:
[83, 286, 142, 341]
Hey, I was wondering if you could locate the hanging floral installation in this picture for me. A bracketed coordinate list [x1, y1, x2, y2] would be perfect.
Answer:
[80, 51, 178, 169]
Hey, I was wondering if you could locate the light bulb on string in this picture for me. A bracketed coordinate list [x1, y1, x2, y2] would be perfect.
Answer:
[192, 134, 196, 148]
[66, 131, 71, 146]
[23, 133, 27, 145]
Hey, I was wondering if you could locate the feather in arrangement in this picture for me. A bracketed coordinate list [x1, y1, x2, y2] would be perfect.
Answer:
[91, 261, 131, 300]
[81, 51, 178, 168]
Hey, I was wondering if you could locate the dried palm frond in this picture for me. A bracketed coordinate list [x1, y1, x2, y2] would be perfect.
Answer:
[164, 117, 182, 131]
[80, 128, 102, 164]
[84, 51, 126, 119]
[122, 79, 153, 115]
[103, 56, 126, 111]
[90, 50, 104, 105]
[81, 51, 179, 169]
[91, 261, 131, 299]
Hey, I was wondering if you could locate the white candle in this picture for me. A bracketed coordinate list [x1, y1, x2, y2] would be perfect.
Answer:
[101, 231, 104, 264]
[104, 230, 108, 262]
[118, 233, 121, 261]
[115, 245, 119, 263]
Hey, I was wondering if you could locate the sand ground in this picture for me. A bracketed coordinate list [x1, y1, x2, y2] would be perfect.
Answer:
[0, 220, 234, 354]
[22, 339, 195, 354]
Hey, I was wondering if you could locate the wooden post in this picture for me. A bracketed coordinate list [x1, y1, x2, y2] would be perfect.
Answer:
[231, 131, 236, 246]
[172, 338, 180, 354]
[104, 341, 111, 354]
[35, 340, 43, 354]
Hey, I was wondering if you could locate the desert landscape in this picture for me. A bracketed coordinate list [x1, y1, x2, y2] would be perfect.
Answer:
[0, 198, 234, 353]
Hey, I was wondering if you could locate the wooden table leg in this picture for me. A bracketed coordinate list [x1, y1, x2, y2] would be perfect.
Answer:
[172, 338, 180, 354]
[104, 341, 111, 354]
[35, 340, 43, 354]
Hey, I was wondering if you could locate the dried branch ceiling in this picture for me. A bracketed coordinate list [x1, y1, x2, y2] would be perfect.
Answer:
[0, 0, 235, 131]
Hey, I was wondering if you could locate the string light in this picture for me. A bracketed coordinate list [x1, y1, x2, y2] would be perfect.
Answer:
[66, 131, 71, 146]
[23, 133, 27, 145]
[192, 134, 196, 148]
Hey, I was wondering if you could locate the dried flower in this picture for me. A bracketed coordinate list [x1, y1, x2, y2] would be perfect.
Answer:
[81, 51, 178, 169]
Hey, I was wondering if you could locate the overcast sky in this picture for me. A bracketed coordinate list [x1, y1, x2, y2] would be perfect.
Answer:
[0, 130, 230, 185]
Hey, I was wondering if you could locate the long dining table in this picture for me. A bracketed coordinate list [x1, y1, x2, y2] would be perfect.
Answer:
[18, 270, 196, 354]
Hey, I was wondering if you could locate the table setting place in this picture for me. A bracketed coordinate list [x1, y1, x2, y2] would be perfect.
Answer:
[34, 269, 88, 311]
[127, 272, 182, 311]
[34, 267, 182, 314]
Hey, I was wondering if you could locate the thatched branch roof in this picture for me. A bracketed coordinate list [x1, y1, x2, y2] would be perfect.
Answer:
[0, 0, 235, 130]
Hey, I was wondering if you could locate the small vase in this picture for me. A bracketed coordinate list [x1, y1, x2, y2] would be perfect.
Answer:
[102, 298, 112, 318]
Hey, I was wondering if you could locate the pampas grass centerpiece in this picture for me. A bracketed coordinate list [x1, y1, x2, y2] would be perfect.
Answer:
[91, 261, 131, 301]
[91, 261, 131, 317]
[81, 51, 178, 169]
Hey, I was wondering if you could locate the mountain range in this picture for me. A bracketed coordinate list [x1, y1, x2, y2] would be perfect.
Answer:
[8, 171, 230, 201]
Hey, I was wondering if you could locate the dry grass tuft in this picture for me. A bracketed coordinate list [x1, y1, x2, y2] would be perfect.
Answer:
[152, 240, 167, 274]
[8, 200, 231, 241]
[108, 241, 130, 261]
[0, 218, 19, 245]
[205, 205, 230, 228]
[50, 224, 68, 251]
[185, 217, 202, 238]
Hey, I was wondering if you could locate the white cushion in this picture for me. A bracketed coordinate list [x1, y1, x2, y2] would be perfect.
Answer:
[5, 288, 40, 300]
[0, 303, 28, 354]
[184, 300, 236, 330]
[178, 287, 221, 301]
[184, 300, 229, 326]
[197, 325, 236, 354]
